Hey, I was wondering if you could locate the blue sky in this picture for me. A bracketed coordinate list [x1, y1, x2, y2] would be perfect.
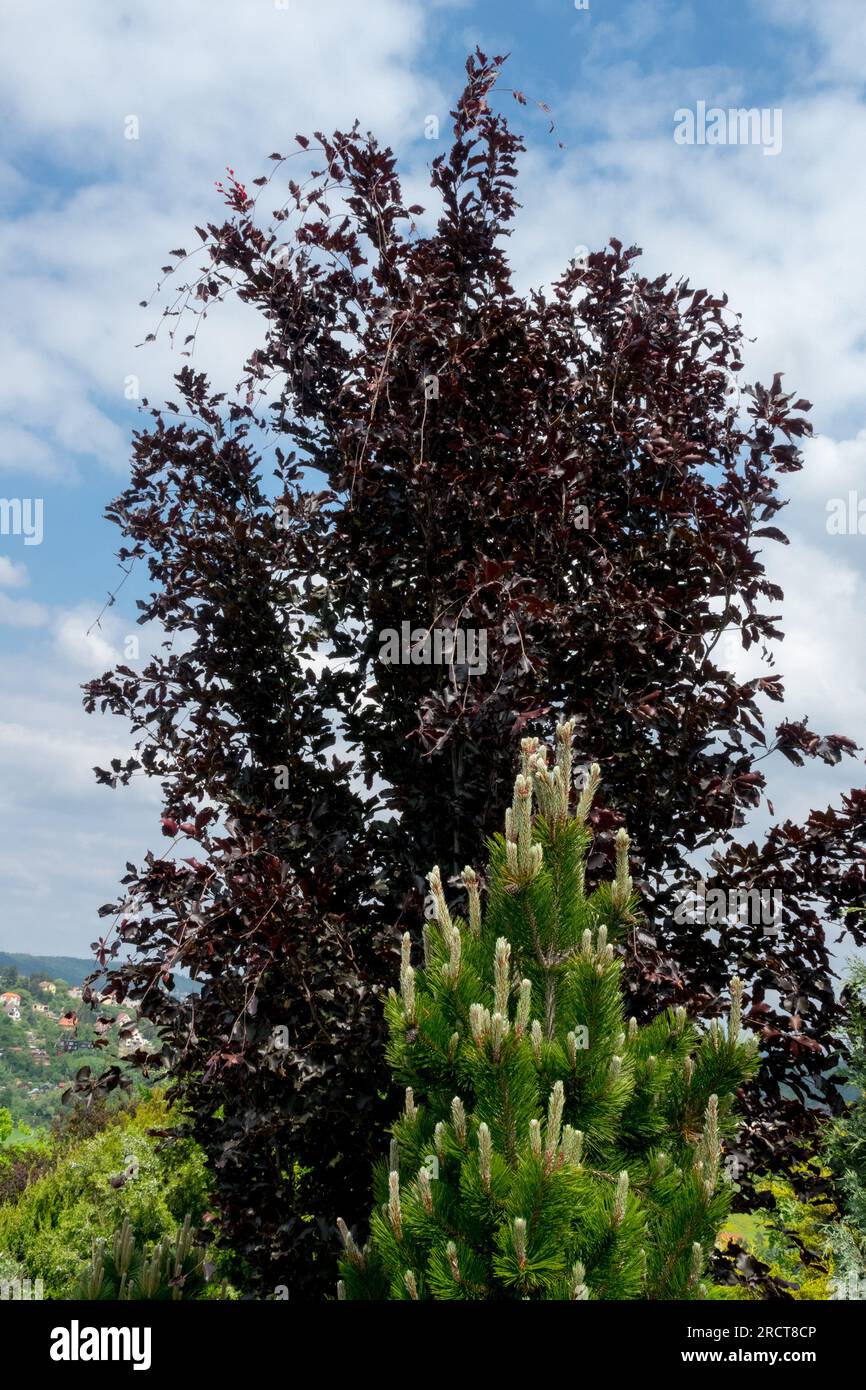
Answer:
[2, 0, 866, 953]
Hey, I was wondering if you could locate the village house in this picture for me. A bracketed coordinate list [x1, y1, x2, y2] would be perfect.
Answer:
[57, 1016, 76, 1031]
[119, 1027, 148, 1054]
[33, 1001, 49, 1014]
[1, 990, 22, 1007]
[38, 980, 57, 994]
[67, 987, 82, 1000]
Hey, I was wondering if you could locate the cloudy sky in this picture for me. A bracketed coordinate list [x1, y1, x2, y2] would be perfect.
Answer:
[1, 0, 865, 955]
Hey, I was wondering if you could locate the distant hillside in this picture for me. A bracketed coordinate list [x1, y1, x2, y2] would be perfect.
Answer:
[0, 963, 162, 1133]
[0, 952, 197, 997]
[0, 952, 99, 989]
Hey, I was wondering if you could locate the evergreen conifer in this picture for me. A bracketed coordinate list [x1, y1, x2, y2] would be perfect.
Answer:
[338, 724, 759, 1300]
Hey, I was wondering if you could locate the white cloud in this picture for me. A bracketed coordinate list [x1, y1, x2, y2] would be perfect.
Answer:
[53, 605, 127, 673]
[788, 430, 866, 510]
[0, 556, 28, 588]
[0, 593, 48, 627]
[767, 536, 866, 732]
[0, 0, 434, 176]
[0, 607, 162, 953]
[0, 424, 74, 481]
[0, 0, 440, 483]
[509, 83, 866, 428]
[759, 0, 866, 84]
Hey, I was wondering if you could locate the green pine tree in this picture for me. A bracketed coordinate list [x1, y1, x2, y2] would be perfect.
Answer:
[74, 1214, 211, 1301]
[338, 724, 759, 1300]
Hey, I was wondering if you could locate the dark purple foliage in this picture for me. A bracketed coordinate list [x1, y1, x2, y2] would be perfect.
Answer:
[81, 53, 866, 1293]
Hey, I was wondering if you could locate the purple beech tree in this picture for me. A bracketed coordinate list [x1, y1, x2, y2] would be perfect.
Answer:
[81, 52, 866, 1294]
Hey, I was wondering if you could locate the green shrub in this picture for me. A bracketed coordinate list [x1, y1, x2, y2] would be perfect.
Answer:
[710, 1151, 838, 1300]
[0, 1247, 26, 1286]
[0, 1093, 210, 1298]
[0, 1130, 53, 1207]
[75, 1213, 211, 1300]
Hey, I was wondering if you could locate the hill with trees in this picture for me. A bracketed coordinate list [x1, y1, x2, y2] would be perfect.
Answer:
[0, 963, 156, 1132]
[0, 953, 196, 996]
